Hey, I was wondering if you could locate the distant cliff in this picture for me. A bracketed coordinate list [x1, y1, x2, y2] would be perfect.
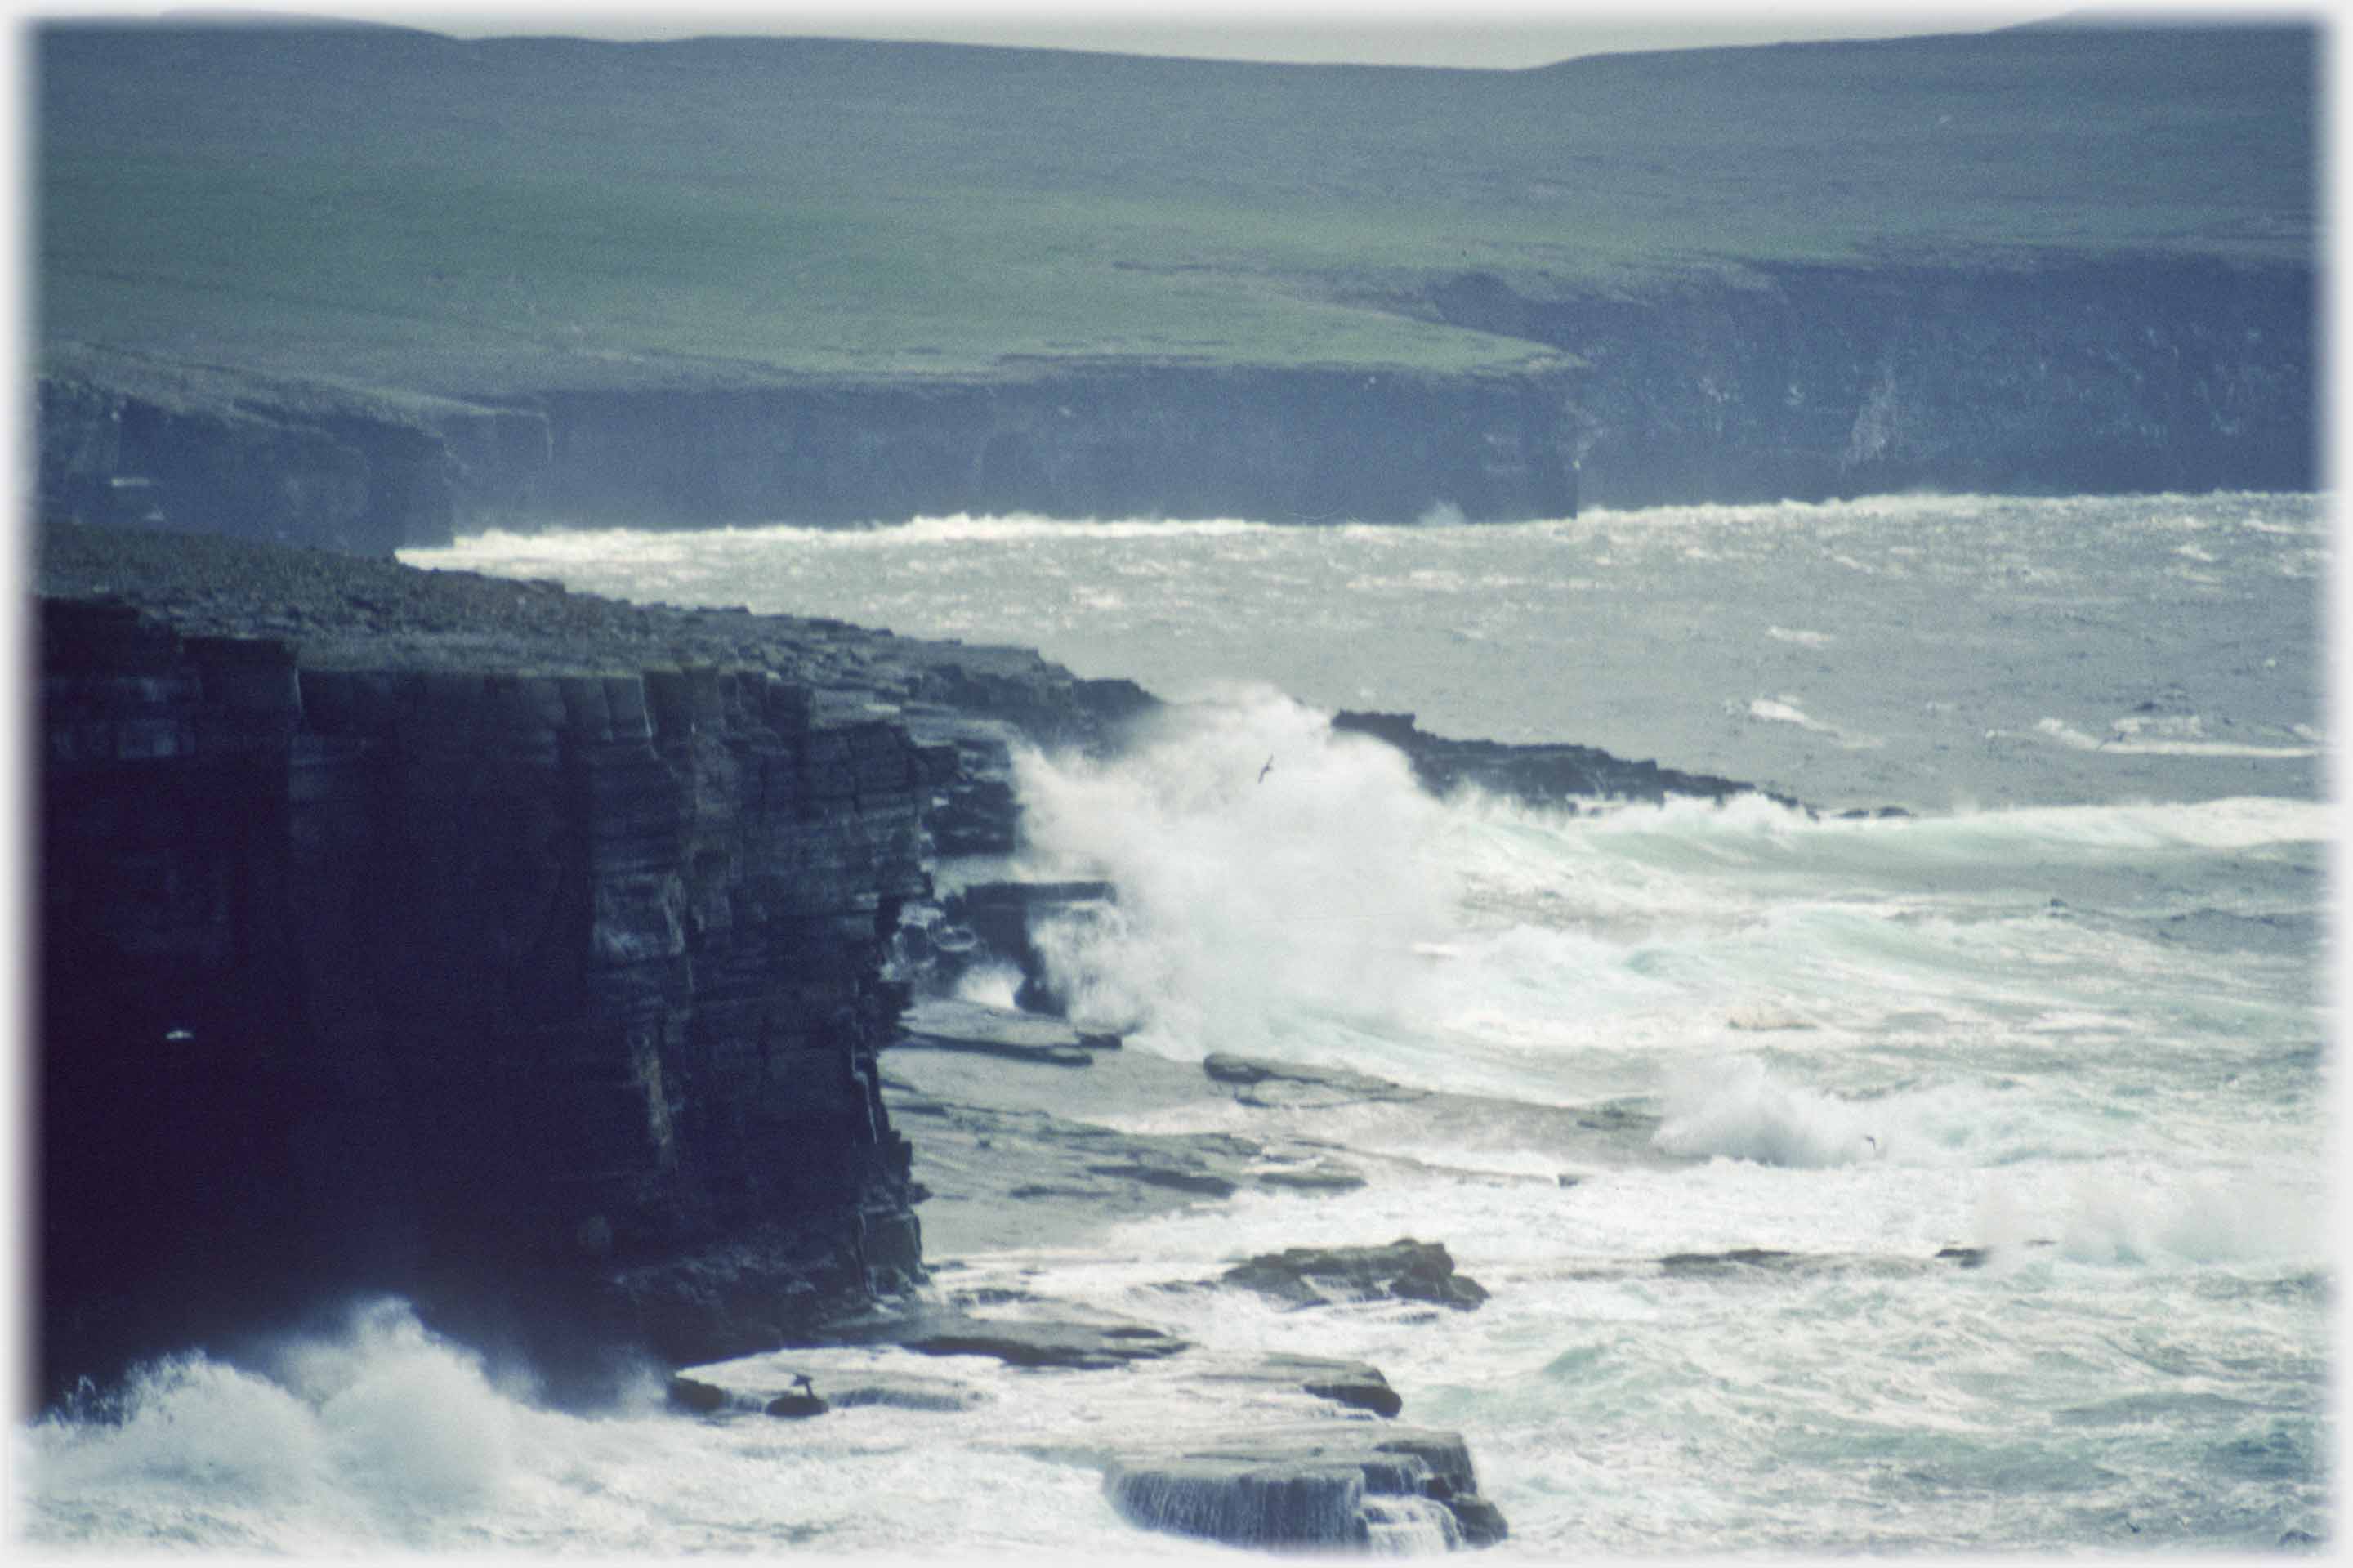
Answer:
[37, 254, 2311, 552]
[1429, 257, 2314, 509]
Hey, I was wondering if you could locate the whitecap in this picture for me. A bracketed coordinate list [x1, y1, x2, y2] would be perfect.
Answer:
[1742, 696, 1885, 749]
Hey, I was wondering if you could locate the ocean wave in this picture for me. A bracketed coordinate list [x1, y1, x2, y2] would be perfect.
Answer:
[1651, 1057, 1884, 1168]
[2004, 715, 2320, 759]
[20, 1300, 538, 1551]
[1008, 687, 1454, 1055]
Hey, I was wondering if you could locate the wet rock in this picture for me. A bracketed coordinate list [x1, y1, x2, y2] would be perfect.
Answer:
[667, 1374, 732, 1413]
[1659, 1247, 1798, 1275]
[670, 1354, 989, 1415]
[1105, 1422, 1504, 1552]
[1446, 1493, 1510, 1548]
[1083, 1158, 1239, 1198]
[1332, 708, 1779, 810]
[819, 1304, 1189, 1369]
[1220, 1239, 1489, 1312]
[1255, 1159, 1369, 1193]
[895, 997, 1106, 1067]
[1203, 1052, 1422, 1108]
[1201, 1352, 1404, 1418]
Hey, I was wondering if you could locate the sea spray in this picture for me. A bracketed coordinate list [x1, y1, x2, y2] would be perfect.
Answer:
[1009, 688, 1455, 1059]
[20, 1300, 525, 1551]
[1651, 1056, 1883, 1168]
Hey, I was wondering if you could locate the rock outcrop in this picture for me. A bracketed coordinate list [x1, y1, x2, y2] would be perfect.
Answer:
[36, 589, 931, 1401]
[1331, 708, 1784, 808]
[1219, 1239, 1492, 1313]
[1107, 1423, 1507, 1551]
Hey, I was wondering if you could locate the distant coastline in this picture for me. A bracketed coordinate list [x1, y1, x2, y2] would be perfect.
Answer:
[33, 20, 2317, 551]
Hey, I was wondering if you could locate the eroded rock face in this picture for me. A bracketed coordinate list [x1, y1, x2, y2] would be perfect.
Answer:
[36, 594, 932, 1399]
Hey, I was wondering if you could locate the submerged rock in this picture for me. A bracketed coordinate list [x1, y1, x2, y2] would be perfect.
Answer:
[1220, 1238, 1490, 1312]
[1255, 1159, 1370, 1193]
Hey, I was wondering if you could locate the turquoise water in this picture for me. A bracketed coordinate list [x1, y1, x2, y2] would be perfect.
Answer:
[18, 494, 2333, 1555]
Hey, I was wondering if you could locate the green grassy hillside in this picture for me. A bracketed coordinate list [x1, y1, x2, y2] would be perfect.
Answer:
[36, 20, 2317, 394]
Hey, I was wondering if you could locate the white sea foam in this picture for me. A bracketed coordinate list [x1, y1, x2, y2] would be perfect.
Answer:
[2014, 715, 2320, 758]
[1009, 689, 1453, 1057]
[1948, 1166, 2331, 1272]
[1651, 1057, 1883, 1168]
[20, 1300, 531, 1551]
[951, 959, 1028, 1009]
[1743, 696, 1884, 749]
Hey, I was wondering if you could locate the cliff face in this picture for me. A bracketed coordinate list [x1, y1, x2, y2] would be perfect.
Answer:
[34, 359, 1582, 549]
[525, 364, 1583, 529]
[1430, 258, 2315, 508]
[34, 257, 2313, 552]
[38, 596, 932, 1402]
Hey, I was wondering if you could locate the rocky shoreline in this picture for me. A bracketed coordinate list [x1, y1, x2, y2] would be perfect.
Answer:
[33, 519, 1811, 1552]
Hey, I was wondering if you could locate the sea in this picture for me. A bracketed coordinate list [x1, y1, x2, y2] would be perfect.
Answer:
[16, 492, 2337, 1557]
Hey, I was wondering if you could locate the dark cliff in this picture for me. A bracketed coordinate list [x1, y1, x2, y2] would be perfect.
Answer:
[38, 574, 940, 1403]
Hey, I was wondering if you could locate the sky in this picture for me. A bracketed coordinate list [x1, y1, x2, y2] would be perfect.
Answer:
[23, 2, 2122, 70]
[25, 3, 2327, 69]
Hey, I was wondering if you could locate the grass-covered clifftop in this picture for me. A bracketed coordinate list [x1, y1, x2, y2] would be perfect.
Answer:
[38, 18, 2316, 394]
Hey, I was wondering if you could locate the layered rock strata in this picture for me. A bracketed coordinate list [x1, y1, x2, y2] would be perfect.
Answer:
[37, 590, 931, 1401]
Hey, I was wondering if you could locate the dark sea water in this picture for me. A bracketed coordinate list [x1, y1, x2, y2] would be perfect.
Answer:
[18, 493, 2334, 1556]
